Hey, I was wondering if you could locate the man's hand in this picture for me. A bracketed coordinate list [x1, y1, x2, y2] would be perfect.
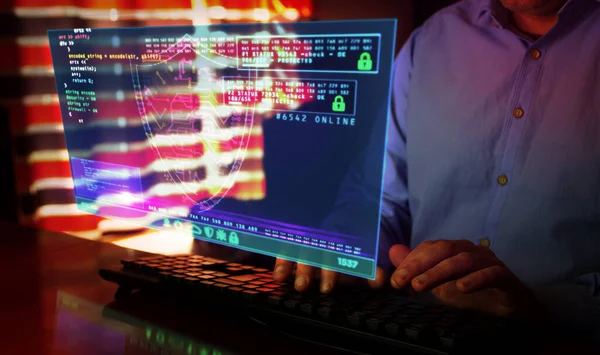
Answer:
[389, 240, 543, 320]
[273, 258, 386, 293]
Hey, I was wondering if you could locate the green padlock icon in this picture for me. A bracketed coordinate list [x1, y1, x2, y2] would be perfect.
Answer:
[332, 95, 346, 112]
[357, 52, 373, 71]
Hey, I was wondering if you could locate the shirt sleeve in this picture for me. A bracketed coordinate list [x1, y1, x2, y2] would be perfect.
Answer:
[377, 29, 421, 272]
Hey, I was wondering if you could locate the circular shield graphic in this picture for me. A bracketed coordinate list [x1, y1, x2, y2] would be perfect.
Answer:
[131, 34, 257, 211]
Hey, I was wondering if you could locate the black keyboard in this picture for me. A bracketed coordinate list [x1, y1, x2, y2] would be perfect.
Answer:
[99, 254, 535, 354]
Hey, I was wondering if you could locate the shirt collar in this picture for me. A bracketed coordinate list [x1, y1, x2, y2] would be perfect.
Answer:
[471, 0, 600, 24]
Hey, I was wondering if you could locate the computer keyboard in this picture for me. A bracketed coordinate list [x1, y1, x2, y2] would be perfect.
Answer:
[99, 254, 535, 355]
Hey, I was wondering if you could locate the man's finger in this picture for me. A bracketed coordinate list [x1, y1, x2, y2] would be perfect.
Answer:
[389, 244, 412, 267]
[367, 267, 387, 289]
[456, 264, 514, 293]
[411, 252, 495, 292]
[320, 268, 339, 293]
[273, 258, 294, 282]
[294, 263, 315, 292]
[391, 240, 473, 289]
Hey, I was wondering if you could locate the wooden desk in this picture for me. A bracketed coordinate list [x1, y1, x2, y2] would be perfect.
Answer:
[0, 222, 597, 355]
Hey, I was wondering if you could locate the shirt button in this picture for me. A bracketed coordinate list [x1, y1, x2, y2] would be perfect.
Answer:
[497, 174, 508, 186]
[529, 48, 542, 60]
[512, 108, 524, 119]
[479, 238, 491, 247]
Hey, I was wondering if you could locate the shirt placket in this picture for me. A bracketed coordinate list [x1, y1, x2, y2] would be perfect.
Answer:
[482, 43, 545, 248]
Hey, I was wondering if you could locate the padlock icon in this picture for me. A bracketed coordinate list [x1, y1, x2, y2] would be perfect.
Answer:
[332, 96, 346, 112]
[357, 52, 373, 71]
[228, 231, 240, 245]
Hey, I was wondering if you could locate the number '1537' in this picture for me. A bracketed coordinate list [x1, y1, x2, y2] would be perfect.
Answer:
[337, 257, 358, 268]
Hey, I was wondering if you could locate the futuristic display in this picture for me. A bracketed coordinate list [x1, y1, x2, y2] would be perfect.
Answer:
[48, 20, 396, 279]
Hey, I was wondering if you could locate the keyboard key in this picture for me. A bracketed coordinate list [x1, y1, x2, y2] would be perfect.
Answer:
[255, 273, 274, 278]
[270, 290, 287, 297]
[431, 326, 448, 337]
[347, 313, 362, 327]
[384, 322, 403, 336]
[366, 317, 384, 331]
[268, 295, 283, 306]
[300, 303, 314, 315]
[284, 299, 300, 310]
[171, 274, 187, 282]
[215, 278, 243, 286]
[243, 290, 260, 300]
[319, 300, 335, 307]
[139, 256, 163, 261]
[243, 284, 259, 289]
[213, 272, 229, 277]
[212, 283, 230, 292]
[158, 272, 172, 280]
[250, 281, 266, 285]
[252, 268, 269, 272]
[317, 306, 332, 319]
[440, 331, 461, 348]
[227, 286, 244, 295]
[256, 288, 274, 293]
[204, 258, 227, 264]
[199, 280, 214, 290]
[289, 294, 307, 301]
[405, 324, 430, 341]
[229, 274, 262, 282]
[405, 326, 421, 340]
[199, 275, 215, 280]
[373, 313, 392, 321]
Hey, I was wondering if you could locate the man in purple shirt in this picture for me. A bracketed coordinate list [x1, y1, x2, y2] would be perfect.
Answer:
[274, 0, 600, 338]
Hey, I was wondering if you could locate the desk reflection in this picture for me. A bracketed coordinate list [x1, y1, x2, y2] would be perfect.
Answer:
[55, 291, 235, 355]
